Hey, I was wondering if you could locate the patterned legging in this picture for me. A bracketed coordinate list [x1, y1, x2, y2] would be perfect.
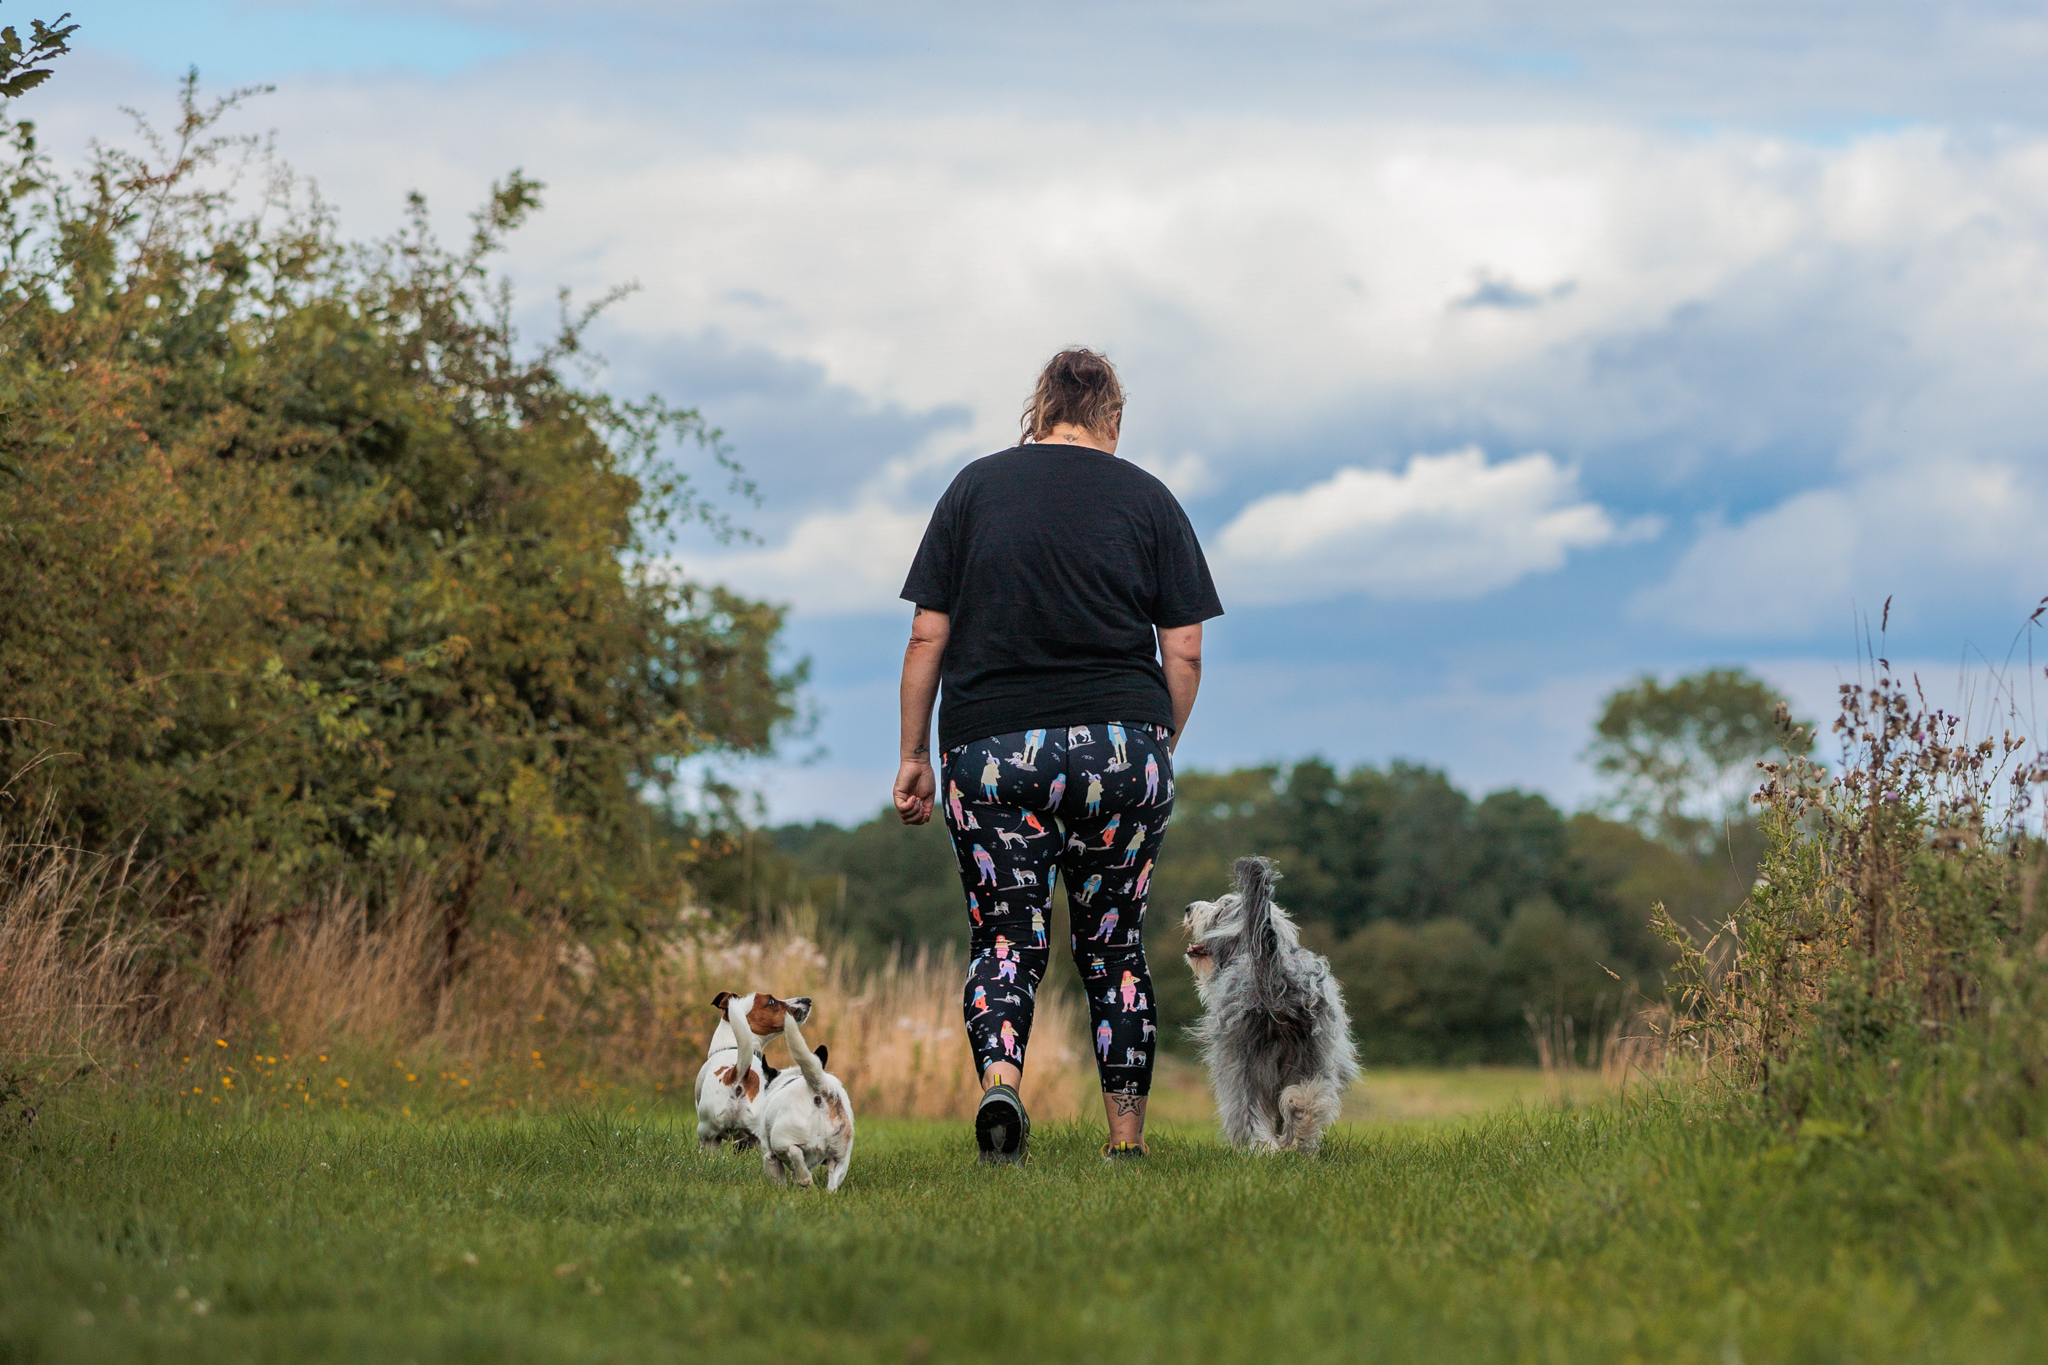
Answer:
[941, 721, 1174, 1097]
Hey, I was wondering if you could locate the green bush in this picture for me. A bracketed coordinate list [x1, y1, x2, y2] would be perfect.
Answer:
[0, 82, 800, 935]
[1661, 656, 2048, 1129]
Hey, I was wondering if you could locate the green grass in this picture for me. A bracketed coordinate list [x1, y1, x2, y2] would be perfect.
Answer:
[3, 1079, 2044, 1363]
[1136, 1060, 1613, 1127]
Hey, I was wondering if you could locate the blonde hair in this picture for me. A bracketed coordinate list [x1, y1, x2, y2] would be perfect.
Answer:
[1020, 348, 1124, 443]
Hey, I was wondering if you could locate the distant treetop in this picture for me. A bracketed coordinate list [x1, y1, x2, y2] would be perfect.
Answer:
[1586, 667, 1812, 852]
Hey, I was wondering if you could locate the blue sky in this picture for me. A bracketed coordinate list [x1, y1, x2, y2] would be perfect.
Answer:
[43, 1, 2048, 821]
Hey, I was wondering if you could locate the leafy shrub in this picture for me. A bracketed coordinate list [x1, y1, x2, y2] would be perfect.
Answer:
[1659, 634, 2048, 1125]
[0, 82, 800, 936]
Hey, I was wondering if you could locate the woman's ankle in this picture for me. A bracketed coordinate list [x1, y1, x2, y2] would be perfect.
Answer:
[1102, 1089, 1146, 1145]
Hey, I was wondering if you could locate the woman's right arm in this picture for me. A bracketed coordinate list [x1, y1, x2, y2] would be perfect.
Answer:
[894, 606, 950, 824]
[1157, 622, 1203, 754]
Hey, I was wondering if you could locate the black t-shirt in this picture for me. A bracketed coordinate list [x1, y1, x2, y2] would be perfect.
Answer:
[901, 444, 1224, 751]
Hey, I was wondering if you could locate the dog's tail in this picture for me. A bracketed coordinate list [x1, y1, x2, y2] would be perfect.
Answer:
[1235, 854, 1280, 954]
[781, 1013, 830, 1095]
[1234, 855, 1288, 1005]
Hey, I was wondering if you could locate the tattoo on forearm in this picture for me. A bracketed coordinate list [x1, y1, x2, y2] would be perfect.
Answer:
[911, 744, 928, 758]
[1109, 1092, 1143, 1116]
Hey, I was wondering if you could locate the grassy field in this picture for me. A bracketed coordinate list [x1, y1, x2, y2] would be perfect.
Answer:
[4, 1068, 2044, 1365]
[1136, 1058, 1614, 1126]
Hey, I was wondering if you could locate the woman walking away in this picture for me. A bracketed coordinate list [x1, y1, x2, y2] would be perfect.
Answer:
[893, 348, 1222, 1164]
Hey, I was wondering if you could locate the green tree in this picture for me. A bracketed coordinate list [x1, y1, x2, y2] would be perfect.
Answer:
[1333, 917, 1502, 1064]
[1358, 764, 1474, 928]
[768, 816, 967, 957]
[0, 79, 801, 944]
[1585, 668, 1811, 852]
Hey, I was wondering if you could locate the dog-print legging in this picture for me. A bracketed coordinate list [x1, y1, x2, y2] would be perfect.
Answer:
[942, 722, 1174, 1097]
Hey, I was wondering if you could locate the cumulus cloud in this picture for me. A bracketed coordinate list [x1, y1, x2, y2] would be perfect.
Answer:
[1630, 462, 2046, 638]
[65, 68, 2048, 489]
[673, 502, 931, 617]
[1127, 450, 1220, 499]
[686, 445, 1653, 615]
[213, 102, 2039, 525]
[50, 29, 2048, 655]
[1213, 447, 1657, 604]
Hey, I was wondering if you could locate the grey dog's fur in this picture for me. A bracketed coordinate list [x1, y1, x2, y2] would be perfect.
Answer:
[1183, 857, 1359, 1152]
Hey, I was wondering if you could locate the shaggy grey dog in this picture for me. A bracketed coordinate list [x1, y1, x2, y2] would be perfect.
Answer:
[1182, 856, 1358, 1153]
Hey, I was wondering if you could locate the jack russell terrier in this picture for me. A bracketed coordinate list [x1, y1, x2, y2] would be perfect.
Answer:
[750, 1009, 855, 1190]
[695, 991, 809, 1152]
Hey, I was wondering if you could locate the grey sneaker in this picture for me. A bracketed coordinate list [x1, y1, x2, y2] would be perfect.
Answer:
[975, 1083, 1030, 1165]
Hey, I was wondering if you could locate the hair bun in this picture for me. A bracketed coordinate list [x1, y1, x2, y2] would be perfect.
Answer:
[1020, 347, 1124, 443]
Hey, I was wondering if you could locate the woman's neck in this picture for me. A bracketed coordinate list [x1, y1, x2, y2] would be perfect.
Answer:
[1037, 422, 1119, 455]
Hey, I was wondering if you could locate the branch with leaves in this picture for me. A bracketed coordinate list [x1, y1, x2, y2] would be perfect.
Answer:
[0, 6, 75, 100]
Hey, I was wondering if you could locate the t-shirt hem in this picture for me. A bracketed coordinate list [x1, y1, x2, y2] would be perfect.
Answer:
[938, 709, 1174, 753]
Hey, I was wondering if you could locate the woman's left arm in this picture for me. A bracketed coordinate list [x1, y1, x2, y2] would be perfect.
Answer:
[894, 606, 950, 824]
[1157, 623, 1203, 754]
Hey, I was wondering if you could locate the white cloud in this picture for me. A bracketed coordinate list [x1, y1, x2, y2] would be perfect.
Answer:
[1213, 447, 1657, 604]
[114, 82, 1825, 442]
[686, 446, 1654, 616]
[172, 83, 2046, 505]
[1127, 450, 1220, 499]
[1631, 462, 2045, 638]
[675, 502, 930, 616]
[48, 56, 2048, 648]
[62, 72, 2048, 441]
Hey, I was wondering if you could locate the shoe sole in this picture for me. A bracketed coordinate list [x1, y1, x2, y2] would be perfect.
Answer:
[976, 1094, 1029, 1166]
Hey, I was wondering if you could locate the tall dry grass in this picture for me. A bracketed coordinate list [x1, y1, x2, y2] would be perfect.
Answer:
[1525, 1005, 1677, 1101]
[666, 913, 1088, 1121]
[1, 833, 168, 1066]
[0, 833, 1092, 1120]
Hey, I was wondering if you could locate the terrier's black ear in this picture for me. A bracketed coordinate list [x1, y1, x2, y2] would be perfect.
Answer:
[813, 1045, 829, 1068]
[711, 991, 736, 1013]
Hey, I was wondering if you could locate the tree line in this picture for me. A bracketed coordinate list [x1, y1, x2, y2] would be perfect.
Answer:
[762, 670, 1801, 1063]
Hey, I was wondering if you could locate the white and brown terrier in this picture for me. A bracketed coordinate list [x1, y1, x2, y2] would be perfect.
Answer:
[750, 1010, 855, 1191]
[695, 991, 810, 1152]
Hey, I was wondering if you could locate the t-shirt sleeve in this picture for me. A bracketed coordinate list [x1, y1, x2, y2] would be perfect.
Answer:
[1149, 494, 1225, 628]
[900, 483, 960, 612]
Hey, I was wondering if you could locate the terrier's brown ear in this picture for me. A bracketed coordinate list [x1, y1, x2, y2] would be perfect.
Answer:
[711, 991, 736, 1013]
